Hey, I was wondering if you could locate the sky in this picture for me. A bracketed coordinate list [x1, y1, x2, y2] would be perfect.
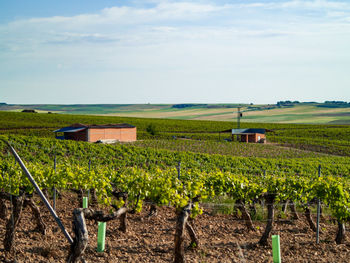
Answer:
[0, 0, 349, 104]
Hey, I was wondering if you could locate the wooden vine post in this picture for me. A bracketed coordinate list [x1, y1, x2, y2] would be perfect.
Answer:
[335, 221, 346, 244]
[0, 194, 8, 219]
[67, 209, 89, 263]
[316, 165, 321, 244]
[259, 193, 276, 246]
[174, 203, 199, 263]
[305, 204, 317, 232]
[236, 199, 255, 231]
[4, 193, 25, 252]
[290, 201, 299, 220]
[0, 192, 47, 253]
[174, 204, 191, 263]
[5, 141, 74, 245]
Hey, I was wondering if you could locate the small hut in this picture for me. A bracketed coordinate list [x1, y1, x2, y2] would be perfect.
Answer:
[54, 123, 137, 143]
[231, 129, 266, 143]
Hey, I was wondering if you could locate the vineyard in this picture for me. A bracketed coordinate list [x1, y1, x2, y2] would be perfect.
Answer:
[1, 111, 350, 157]
[0, 111, 350, 262]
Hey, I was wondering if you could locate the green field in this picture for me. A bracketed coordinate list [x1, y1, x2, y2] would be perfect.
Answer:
[1, 102, 350, 124]
[0, 110, 349, 157]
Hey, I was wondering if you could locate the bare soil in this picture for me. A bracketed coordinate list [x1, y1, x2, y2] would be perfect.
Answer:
[1, 192, 350, 263]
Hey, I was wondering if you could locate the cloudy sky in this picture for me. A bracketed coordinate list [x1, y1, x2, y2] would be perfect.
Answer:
[0, 0, 349, 104]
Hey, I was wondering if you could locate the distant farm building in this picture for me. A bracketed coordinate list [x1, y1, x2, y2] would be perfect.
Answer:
[220, 128, 266, 143]
[232, 129, 266, 143]
[54, 123, 137, 143]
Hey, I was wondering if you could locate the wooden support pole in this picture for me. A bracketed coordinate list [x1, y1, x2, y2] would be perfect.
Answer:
[335, 221, 346, 244]
[236, 199, 255, 231]
[316, 165, 321, 244]
[4, 193, 24, 252]
[5, 141, 73, 245]
[259, 194, 276, 246]
[174, 204, 192, 263]
[67, 208, 88, 263]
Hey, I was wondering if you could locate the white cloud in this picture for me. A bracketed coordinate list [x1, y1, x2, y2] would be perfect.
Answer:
[10, 2, 227, 28]
[240, 0, 350, 10]
[1, 1, 350, 103]
[279, 0, 350, 9]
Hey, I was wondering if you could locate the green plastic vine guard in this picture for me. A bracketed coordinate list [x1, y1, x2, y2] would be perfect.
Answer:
[97, 222, 106, 252]
[83, 197, 88, 208]
[272, 235, 281, 263]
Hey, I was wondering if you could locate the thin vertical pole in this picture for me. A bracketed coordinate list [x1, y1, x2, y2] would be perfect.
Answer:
[88, 160, 91, 200]
[9, 150, 15, 233]
[236, 106, 241, 141]
[177, 161, 181, 180]
[237, 106, 241, 129]
[6, 142, 74, 245]
[53, 155, 57, 210]
[316, 165, 321, 244]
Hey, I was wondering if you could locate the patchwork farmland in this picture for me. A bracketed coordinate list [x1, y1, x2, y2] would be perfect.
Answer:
[0, 110, 350, 262]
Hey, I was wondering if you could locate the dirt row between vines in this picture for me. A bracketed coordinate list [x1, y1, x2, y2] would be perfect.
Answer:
[1, 192, 350, 263]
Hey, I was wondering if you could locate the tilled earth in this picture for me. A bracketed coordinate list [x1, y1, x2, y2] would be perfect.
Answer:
[0, 192, 350, 262]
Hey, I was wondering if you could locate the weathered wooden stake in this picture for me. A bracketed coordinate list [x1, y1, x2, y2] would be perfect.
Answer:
[259, 194, 276, 246]
[6, 141, 73, 244]
[4, 193, 25, 252]
[53, 155, 57, 210]
[236, 199, 255, 231]
[290, 202, 299, 220]
[0, 197, 8, 219]
[305, 206, 317, 232]
[174, 204, 192, 263]
[67, 208, 88, 263]
[119, 211, 127, 232]
[177, 161, 181, 180]
[335, 221, 346, 244]
[316, 165, 321, 244]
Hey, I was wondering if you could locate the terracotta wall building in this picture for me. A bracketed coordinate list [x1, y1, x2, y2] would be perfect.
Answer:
[54, 123, 137, 143]
[231, 128, 266, 143]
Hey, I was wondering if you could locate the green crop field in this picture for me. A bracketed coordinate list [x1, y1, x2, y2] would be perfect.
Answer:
[1, 102, 350, 124]
[1, 110, 349, 156]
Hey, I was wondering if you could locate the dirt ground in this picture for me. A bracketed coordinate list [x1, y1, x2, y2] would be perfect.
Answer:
[0, 192, 350, 263]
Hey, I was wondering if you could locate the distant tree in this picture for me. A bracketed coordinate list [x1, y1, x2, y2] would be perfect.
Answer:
[22, 109, 37, 113]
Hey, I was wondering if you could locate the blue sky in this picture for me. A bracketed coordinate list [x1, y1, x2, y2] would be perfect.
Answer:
[1, 0, 349, 104]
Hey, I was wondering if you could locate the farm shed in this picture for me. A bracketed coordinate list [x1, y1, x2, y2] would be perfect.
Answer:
[232, 128, 266, 143]
[54, 123, 136, 143]
[219, 128, 266, 143]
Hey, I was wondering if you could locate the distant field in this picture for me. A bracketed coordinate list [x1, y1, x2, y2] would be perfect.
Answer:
[1, 102, 350, 124]
[1, 110, 349, 156]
